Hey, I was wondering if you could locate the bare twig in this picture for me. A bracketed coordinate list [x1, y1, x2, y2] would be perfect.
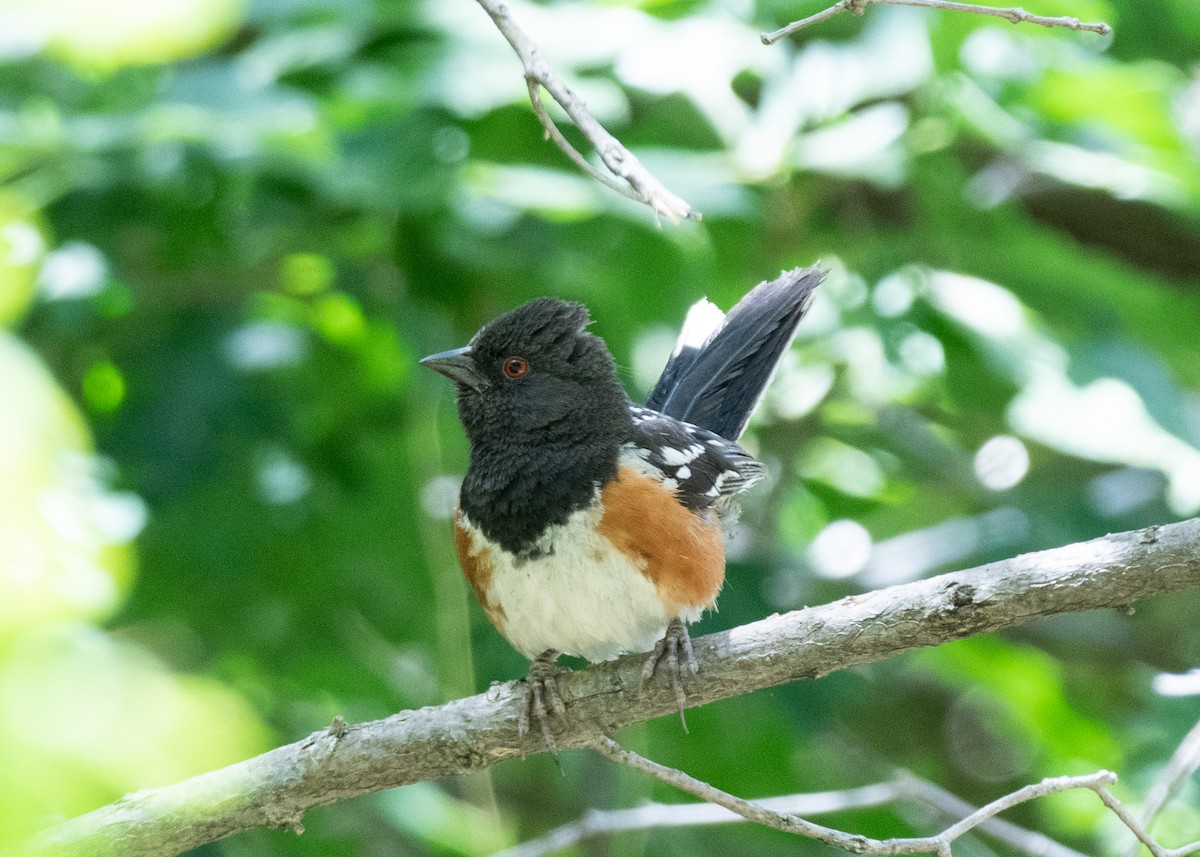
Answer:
[32, 519, 1200, 857]
[901, 774, 1090, 857]
[594, 736, 1198, 856]
[1128, 718, 1200, 857]
[493, 771, 1092, 857]
[592, 735, 891, 851]
[491, 782, 902, 857]
[523, 78, 639, 200]
[762, 0, 856, 41]
[474, 0, 697, 223]
[1096, 786, 1200, 857]
[762, 0, 1111, 44]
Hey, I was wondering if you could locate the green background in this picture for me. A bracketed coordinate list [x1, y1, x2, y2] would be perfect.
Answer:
[2, 0, 1199, 853]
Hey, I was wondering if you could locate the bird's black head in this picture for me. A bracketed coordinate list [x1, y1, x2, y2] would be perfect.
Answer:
[422, 298, 630, 445]
[421, 298, 633, 555]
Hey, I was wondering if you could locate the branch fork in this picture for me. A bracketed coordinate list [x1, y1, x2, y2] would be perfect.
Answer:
[762, 0, 1112, 45]
[478, 0, 698, 223]
[588, 740, 1200, 857]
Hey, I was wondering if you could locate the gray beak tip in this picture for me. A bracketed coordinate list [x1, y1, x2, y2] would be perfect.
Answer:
[420, 345, 487, 391]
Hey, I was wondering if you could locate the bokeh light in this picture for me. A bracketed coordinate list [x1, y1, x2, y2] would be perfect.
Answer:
[974, 435, 1030, 491]
[808, 519, 873, 579]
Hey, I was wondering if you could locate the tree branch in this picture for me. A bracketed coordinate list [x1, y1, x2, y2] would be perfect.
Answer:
[1129, 717, 1200, 857]
[491, 780, 907, 857]
[493, 771, 1093, 857]
[475, 0, 698, 223]
[34, 518, 1200, 857]
[593, 736, 1142, 855]
[761, 0, 1111, 44]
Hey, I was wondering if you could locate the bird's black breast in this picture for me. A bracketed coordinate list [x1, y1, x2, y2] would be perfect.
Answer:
[456, 369, 634, 557]
[460, 439, 620, 558]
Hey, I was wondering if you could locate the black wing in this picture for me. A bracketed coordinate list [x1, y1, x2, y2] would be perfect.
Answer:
[623, 406, 766, 511]
[646, 265, 824, 441]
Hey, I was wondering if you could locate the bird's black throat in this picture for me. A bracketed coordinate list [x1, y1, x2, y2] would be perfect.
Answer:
[442, 295, 635, 557]
[458, 395, 632, 557]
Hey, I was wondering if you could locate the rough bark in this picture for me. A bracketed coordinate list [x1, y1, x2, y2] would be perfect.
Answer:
[34, 519, 1200, 857]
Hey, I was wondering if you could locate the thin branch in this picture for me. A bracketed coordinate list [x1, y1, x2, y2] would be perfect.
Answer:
[595, 737, 1200, 856]
[762, 0, 1111, 44]
[900, 774, 1091, 857]
[935, 773, 1115, 845]
[475, 0, 697, 223]
[592, 735, 893, 851]
[496, 769, 1094, 857]
[762, 0, 854, 42]
[594, 735, 1136, 855]
[523, 78, 641, 201]
[32, 518, 1200, 857]
[1095, 786, 1200, 857]
[1129, 718, 1200, 857]
[491, 781, 905, 857]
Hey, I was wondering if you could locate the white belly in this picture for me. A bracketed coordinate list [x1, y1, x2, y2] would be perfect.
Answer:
[459, 504, 702, 662]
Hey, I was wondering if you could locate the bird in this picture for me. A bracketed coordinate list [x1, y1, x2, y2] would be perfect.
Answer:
[420, 264, 825, 744]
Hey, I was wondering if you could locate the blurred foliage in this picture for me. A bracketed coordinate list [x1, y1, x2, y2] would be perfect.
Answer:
[1, 0, 1198, 854]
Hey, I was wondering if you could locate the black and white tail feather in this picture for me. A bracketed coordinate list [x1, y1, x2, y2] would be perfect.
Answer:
[623, 265, 826, 515]
[649, 265, 824, 440]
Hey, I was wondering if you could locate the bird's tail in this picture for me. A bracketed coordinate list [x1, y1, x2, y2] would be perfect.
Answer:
[645, 264, 825, 440]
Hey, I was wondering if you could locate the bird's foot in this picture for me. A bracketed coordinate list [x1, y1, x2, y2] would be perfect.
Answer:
[641, 618, 698, 730]
[518, 649, 568, 751]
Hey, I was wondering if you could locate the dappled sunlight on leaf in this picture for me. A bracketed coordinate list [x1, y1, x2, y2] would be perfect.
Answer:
[0, 337, 269, 848]
[1011, 374, 1200, 514]
[742, 10, 932, 178]
[858, 507, 1029, 587]
[0, 0, 247, 70]
[793, 102, 910, 186]
[926, 269, 1200, 513]
[1023, 140, 1189, 207]
[801, 437, 886, 499]
[38, 242, 108, 301]
[0, 626, 270, 844]
[973, 434, 1029, 491]
[0, 334, 133, 634]
[463, 162, 606, 220]
[0, 192, 44, 327]
[927, 270, 1029, 342]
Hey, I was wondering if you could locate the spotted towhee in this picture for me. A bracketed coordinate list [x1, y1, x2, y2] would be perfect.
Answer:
[421, 265, 824, 742]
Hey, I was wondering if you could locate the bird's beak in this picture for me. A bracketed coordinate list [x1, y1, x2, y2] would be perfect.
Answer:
[420, 345, 489, 392]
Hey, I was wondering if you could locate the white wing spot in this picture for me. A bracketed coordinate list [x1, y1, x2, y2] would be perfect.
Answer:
[660, 445, 701, 466]
[676, 465, 691, 480]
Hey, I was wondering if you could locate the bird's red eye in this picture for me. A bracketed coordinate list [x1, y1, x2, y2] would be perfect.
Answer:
[502, 357, 528, 379]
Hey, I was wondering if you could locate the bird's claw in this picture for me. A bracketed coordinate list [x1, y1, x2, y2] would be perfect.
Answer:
[518, 649, 568, 751]
[641, 618, 697, 731]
